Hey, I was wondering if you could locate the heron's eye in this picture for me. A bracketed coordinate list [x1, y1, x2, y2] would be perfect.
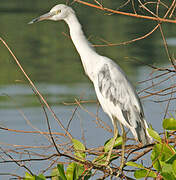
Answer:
[55, 10, 61, 15]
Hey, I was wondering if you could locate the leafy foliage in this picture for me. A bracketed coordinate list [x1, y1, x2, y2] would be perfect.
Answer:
[104, 136, 122, 153]
[147, 128, 162, 143]
[24, 117, 176, 179]
[127, 117, 176, 179]
[25, 139, 91, 180]
[24, 172, 46, 180]
[55, 139, 91, 180]
[72, 138, 86, 160]
[163, 118, 176, 130]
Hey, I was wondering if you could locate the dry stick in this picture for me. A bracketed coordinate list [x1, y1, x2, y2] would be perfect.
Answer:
[0, 173, 23, 179]
[66, 105, 79, 132]
[129, 147, 153, 163]
[145, 89, 176, 97]
[4, 93, 55, 143]
[141, 84, 176, 99]
[165, 0, 176, 18]
[156, 0, 160, 16]
[160, 27, 176, 68]
[110, 0, 131, 13]
[0, 147, 34, 175]
[138, 73, 176, 94]
[63, 99, 96, 105]
[94, 24, 160, 47]
[63, 19, 158, 48]
[10, 148, 50, 158]
[0, 126, 65, 136]
[0, 154, 58, 164]
[143, 1, 167, 9]
[138, 0, 159, 18]
[153, 97, 176, 103]
[138, 71, 170, 84]
[75, 0, 176, 24]
[94, 0, 103, 8]
[0, 150, 111, 175]
[0, 141, 54, 149]
[0, 37, 72, 140]
[131, 0, 137, 15]
[164, 87, 174, 119]
[130, 57, 175, 73]
[126, 143, 154, 161]
[74, 98, 112, 132]
[161, 8, 176, 69]
[169, 1, 176, 18]
[158, 23, 176, 115]
[94, 101, 112, 133]
[33, 89, 62, 156]
[42, 157, 60, 174]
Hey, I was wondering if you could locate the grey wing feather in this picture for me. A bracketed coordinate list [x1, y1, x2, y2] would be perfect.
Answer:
[97, 62, 152, 144]
[98, 63, 143, 126]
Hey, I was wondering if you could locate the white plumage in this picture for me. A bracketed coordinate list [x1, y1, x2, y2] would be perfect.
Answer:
[29, 4, 152, 145]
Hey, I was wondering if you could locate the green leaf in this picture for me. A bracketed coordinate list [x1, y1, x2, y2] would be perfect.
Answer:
[134, 169, 157, 179]
[151, 143, 176, 173]
[51, 167, 62, 180]
[173, 160, 176, 177]
[75, 164, 84, 179]
[147, 128, 161, 143]
[57, 164, 67, 180]
[151, 144, 174, 162]
[126, 161, 145, 169]
[161, 162, 173, 173]
[37, 175, 46, 180]
[161, 161, 176, 178]
[93, 154, 106, 165]
[165, 131, 170, 139]
[79, 166, 91, 180]
[163, 118, 176, 130]
[66, 162, 91, 180]
[25, 172, 35, 180]
[161, 172, 176, 180]
[104, 136, 122, 152]
[150, 145, 162, 171]
[166, 154, 176, 164]
[24, 173, 46, 180]
[66, 162, 76, 180]
[93, 152, 118, 164]
[72, 139, 86, 159]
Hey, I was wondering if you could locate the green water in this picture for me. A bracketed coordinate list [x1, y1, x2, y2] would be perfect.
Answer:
[1, 0, 174, 86]
[1, 0, 175, 108]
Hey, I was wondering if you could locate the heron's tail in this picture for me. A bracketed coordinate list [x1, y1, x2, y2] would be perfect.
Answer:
[132, 118, 153, 145]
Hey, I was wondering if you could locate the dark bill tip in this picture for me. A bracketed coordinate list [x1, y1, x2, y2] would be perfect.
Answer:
[28, 12, 53, 25]
[28, 18, 39, 24]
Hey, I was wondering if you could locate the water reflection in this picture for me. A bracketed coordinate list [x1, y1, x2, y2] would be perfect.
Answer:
[0, 83, 95, 108]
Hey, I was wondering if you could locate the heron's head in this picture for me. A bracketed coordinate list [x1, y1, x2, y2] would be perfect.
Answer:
[28, 4, 75, 24]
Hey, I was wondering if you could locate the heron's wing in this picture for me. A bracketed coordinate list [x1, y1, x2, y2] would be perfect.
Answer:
[97, 63, 144, 126]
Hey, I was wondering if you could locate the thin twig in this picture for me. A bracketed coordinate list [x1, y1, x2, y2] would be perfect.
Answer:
[0, 37, 72, 140]
[75, 0, 176, 24]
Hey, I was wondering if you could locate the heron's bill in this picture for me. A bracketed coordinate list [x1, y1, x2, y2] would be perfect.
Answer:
[28, 12, 53, 24]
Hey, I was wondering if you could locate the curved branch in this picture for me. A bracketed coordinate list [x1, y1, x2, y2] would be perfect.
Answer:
[75, 0, 176, 24]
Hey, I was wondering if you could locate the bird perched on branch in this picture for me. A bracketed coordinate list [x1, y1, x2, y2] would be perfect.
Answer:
[29, 4, 152, 166]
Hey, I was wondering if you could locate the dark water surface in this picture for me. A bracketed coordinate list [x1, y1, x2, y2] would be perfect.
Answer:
[0, 0, 176, 179]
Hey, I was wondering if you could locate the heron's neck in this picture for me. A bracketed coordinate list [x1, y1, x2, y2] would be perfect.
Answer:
[64, 13, 98, 78]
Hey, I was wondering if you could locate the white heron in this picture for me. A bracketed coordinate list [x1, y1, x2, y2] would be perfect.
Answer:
[29, 4, 152, 166]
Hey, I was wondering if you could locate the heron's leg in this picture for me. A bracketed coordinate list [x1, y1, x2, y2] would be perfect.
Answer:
[116, 123, 126, 177]
[105, 120, 118, 165]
